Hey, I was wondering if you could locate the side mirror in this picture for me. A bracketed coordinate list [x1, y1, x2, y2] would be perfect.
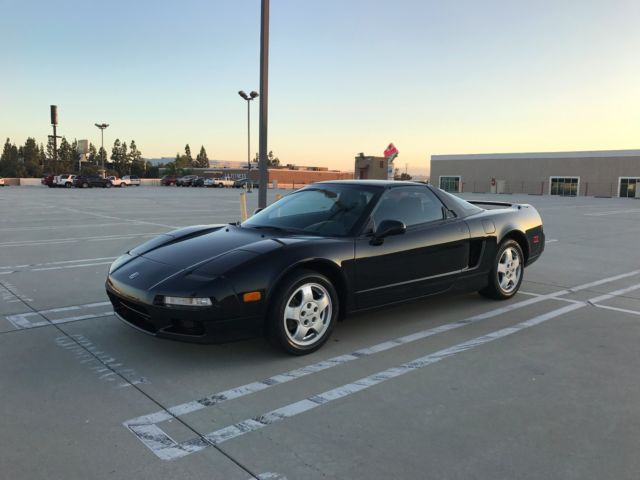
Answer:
[371, 219, 406, 245]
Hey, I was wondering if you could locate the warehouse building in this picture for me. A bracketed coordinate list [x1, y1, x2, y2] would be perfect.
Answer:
[430, 149, 640, 197]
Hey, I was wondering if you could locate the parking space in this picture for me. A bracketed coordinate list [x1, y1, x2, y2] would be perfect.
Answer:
[1, 187, 640, 479]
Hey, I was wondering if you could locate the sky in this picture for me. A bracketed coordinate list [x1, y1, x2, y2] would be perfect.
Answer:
[2, 0, 639, 176]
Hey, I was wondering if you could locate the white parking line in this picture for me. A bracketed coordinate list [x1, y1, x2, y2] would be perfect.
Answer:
[0, 222, 133, 232]
[123, 270, 640, 460]
[0, 232, 162, 248]
[61, 206, 178, 229]
[5, 301, 113, 329]
[56, 334, 148, 388]
[591, 304, 640, 316]
[0, 257, 117, 271]
[585, 209, 640, 216]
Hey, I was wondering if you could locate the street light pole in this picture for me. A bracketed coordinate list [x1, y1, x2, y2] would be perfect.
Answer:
[95, 123, 109, 177]
[258, 0, 270, 209]
[238, 90, 259, 193]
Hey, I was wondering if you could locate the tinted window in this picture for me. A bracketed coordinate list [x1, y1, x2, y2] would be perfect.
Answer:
[372, 186, 444, 228]
[244, 184, 378, 236]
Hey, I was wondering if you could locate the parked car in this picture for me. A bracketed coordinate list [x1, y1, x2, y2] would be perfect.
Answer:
[121, 175, 141, 186]
[232, 178, 259, 189]
[203, 178, 216, 188]
[55, 174, 77, 188]
[0, 177, 4, 187]
[192, 176, 205, 187]
[74, 175, 113, 188]
[41, 174, 56, 188]
[177, 175, 198, 187]
[107, 176, 125, 187]
[106, 180, 545, 355]
[161, 175, 177, 186]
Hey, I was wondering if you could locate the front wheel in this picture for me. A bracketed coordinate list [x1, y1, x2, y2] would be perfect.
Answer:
[105, 182, 112, 188]
[479, 239, 524, 300]
[268, 270, 338, 355]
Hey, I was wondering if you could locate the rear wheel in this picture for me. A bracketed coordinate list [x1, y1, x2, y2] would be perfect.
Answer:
[105, 182, 112, 188]
[268, 270, 338, 355]
[480, 239, 524, 299]
[82, 182, 89, 188]
[120, 183, 126, 187]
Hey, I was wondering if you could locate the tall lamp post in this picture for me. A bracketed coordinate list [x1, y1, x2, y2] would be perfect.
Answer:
[94, 123, 109, 177]
[238, 90, 259, 192]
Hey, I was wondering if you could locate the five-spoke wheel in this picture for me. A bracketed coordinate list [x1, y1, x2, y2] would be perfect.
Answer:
[480, 239, 524, 299]
[269, 270, 338, 355]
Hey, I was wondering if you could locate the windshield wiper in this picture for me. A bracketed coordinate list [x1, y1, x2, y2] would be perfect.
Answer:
[248, 225, 300, 234]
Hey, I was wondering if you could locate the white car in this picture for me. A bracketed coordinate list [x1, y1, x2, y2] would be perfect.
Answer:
[208, 177, 234, 188]
[121, 175, 141, 186]
[55, 174, 76, 188]
[107, 176, 125, 187]
[0, 177, 5, 187]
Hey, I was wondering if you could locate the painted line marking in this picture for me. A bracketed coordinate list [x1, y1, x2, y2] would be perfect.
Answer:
[0, 261, 114, 275]
[56, 334, 148, 388]
[5, 301, 113, 329]
[0, 222, 136, 232]
[0, 232, 163, 248]
[61, 206, 178, 229]
[0, 257, 117, 271]
[591, 304, 640, 316]
[546, 238, 559, 244]
[123, 270, 640, 460]
[585, 209, 640, 216]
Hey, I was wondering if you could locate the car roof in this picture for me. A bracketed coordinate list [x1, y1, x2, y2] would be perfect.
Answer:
[311, 179, 424, 188]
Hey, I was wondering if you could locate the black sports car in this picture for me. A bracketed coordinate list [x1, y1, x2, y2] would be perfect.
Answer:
[106, 180, 544, 354]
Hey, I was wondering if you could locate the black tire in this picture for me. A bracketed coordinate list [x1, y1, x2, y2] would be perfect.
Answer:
[268, 269, 339, 355]
[479, 239, 524, 300]
[105, 182, 112, 188]
[66, 182, 72, 188]
[82, 182, 89, 188]
[120, 183, 126, 187]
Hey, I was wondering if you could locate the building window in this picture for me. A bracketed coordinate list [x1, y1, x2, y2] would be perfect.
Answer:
[379, 160, 384, 169]
[439, 176, 461, 193]
[549, 177, 579, 197]
[619, 177, 639, 198]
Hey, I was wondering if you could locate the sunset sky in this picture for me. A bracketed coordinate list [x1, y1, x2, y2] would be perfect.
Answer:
[2, 0, 639, 176]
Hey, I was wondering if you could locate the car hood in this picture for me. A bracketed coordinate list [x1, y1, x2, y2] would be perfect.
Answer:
[140, 225, 284, 270]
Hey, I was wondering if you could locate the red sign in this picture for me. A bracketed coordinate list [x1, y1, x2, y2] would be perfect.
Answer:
[384, 143, 398, 158]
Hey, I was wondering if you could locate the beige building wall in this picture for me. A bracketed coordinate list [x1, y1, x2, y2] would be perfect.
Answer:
[431, 150, 640, 197]
[355, 155, 388, 180]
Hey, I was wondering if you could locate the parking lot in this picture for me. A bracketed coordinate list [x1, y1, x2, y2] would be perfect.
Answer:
[1, 185, 639, 480]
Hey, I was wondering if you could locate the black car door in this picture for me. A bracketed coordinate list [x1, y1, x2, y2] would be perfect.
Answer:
[353, 185, 470, 309]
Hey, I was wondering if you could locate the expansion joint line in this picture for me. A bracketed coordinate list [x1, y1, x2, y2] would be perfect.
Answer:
[0, 279, 260, 479]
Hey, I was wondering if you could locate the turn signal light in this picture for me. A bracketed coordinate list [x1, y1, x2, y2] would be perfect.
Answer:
[243, 291, 262, 302]
[532, 235, 540, 244]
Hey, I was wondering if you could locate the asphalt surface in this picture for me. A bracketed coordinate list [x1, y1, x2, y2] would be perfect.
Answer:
[1, 185, 639, 480]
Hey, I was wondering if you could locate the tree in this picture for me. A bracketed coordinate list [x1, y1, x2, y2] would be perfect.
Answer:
[0, 138, 19, 176]
[184, 144, 192, 165]
[110, 139, 128, 176]
[144, 161, 159, 178]
[88, 143, 98, 165]
[128, 140, 144, 176]
[175, 150, 191, 171]
[267, 150, 280, 167]
[395, 172, 412, 181]
[57, 137, 74, 173]
[195, 145, 209, 168]
[20, 138, 42, 177]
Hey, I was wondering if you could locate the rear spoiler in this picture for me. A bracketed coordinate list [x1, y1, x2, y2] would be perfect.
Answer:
[468, 200, 529, 210]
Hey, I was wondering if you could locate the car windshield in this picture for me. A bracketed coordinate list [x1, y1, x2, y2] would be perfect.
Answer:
[243, 184, 378, 236]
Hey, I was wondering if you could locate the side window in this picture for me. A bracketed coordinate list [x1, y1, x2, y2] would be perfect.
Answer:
[372, 187, 444, 228]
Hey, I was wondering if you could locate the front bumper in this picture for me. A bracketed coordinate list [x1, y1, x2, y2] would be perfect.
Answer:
[106, 279, 262, 344]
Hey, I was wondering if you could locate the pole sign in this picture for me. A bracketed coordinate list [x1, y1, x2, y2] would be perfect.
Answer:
[383, 143, 398, 180]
